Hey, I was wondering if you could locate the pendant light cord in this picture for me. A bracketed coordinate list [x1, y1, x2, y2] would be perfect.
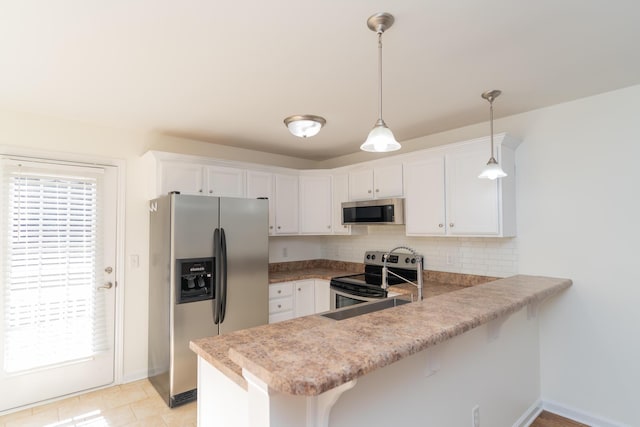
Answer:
[377, 31, 383, 123]
[489, 97, 495, 159]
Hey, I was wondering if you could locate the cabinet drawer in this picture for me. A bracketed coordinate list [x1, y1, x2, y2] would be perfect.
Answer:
[269, 282, 293, 299]
[269, 311, 294, 324]
[269, 297, 293, 314]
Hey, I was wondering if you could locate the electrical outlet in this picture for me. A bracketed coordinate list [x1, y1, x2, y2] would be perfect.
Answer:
[472, 405, 480, 427]
[282, 247, 288, 258]
[446, 254, 454, 265]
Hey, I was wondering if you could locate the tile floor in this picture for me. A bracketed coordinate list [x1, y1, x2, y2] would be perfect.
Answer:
[0, 380, 196, 427]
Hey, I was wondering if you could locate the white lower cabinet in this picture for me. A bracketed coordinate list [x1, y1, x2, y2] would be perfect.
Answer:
[314, 280, 331, 313]
[293, 280, 315, 317]
[268, 279, 332, 323]
[268, 282, 294, 324]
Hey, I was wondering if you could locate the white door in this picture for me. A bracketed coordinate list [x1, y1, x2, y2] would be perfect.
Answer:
[0, 158, 118, 412]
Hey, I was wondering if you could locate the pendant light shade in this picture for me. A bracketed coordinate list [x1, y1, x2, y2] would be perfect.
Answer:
[360, 13, 401, 153]
[478, 90, 507, 180]
[284, 115, 326, 138]
[361, 119, 400, 152]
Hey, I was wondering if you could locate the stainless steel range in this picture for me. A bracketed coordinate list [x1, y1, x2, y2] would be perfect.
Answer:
[330, 250, 423, 310]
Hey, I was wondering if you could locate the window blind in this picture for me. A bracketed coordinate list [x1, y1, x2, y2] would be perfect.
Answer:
[1, 160, 107, 373]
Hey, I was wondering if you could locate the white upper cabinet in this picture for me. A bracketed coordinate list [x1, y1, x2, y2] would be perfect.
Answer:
[403, 134, 517, 237]
[446, 142, 500, 235]
[205, 166, 245, 197]
[246, 171, 275, 234]
[161, 161, 204, 196]
[331, 173, 350, 234]
[349, 164, 403, 200]
[404, 156, 447, 235]
[274, 174, 299, 235]
[159, 161, 244, 197]
[299, 175, 332, 234]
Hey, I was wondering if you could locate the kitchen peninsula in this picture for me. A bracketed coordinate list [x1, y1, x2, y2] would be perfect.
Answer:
[190, 275, 571, 427]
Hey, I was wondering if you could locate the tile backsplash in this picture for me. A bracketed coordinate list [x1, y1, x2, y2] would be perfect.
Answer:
[320, 226, 518, 278]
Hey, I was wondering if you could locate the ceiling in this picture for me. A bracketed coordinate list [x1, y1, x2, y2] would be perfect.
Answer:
[1, 1, 639, 161]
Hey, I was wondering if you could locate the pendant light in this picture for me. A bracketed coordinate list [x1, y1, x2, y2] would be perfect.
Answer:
[478, 89, 507, 180]
[284, 114, 326, 138]
[360, 13, 401, 153]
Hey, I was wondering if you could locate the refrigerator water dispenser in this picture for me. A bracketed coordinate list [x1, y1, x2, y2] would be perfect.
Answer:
[176, 258, 214, 303]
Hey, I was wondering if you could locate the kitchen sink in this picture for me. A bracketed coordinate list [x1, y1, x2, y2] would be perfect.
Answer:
[321, 297, 411, 321]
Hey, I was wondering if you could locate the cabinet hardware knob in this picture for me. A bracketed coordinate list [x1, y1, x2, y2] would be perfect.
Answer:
[327, 225, 331, 229]
[438, 224, 444, 228]
[368, 190, 372, 193]
[298, 288, 301, 291]
[277, 304, 281, 308]
[199, 189, 203, 193]
[277, 290, 281, 294]
[277, 226, 281, 229]
[375, 189, 379, 192]
[269, 226, 273, 229]
[209, 190, 213, 194]
[450, 223, 454, 227]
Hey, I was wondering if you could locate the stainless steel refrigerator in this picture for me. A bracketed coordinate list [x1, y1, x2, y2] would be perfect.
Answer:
[148, 193, 269, 407]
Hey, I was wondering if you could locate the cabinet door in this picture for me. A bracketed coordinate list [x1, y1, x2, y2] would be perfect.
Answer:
[205, 166, 245, 197]
[446, 142, 500, 235]
[294, 280, 315, 317]
[161, 162, 203, 195]
[404, 157, 446, 235]
[348, 169, 374, 200]
[274, 174, 299, 234]
[299, 175, 332, 234]
[332, 173, 350, 234]
[247, 171, 275, 234]
[374, 164, 403, 198]
[314, 280, 331, 313]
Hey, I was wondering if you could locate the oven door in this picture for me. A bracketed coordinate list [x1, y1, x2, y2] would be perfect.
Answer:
[330, 287, 383, 310]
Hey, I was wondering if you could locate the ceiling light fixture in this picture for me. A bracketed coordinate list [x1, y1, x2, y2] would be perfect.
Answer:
[478, 89, 507, 180]
[360, 13, 401, 153]
[284, 115, 326, 138]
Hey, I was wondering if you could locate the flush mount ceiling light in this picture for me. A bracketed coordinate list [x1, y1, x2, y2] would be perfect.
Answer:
[284, 115, 326, 138]
[360, 12, 401, 153]
[478, 89, 507, 180]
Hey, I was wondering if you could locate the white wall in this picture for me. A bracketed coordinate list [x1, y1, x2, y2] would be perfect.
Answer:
[514, 86, 640, 426]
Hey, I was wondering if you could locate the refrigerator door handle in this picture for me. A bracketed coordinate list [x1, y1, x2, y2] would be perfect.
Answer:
[220, 228, 228, 323]
[213, 228, 221, 325]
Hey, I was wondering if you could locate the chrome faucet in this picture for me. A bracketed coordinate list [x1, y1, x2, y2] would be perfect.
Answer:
[381, 246, 424, 301]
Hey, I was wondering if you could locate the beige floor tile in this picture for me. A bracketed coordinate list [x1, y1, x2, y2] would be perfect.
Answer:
[102, 386, 148, 410]
[130, 397, 171, 421]
[161, 402, 197, 427]
[124, 414, 168, 427]
[56, 396, 106, 421]
[99, 405, 137, 427]
[0, 408, 33, 425]
[3, 408, 58, 427]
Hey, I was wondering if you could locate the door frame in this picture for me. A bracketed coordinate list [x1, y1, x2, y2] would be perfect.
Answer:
[0, 144, 127, 388]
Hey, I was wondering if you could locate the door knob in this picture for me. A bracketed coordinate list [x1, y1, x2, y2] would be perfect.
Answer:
[98, 282, 113, 290]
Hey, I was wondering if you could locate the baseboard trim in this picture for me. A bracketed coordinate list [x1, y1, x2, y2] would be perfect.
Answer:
[120, 370, 149, 384]
[513, 399, 543, 427]
[542, 400, 630, 427]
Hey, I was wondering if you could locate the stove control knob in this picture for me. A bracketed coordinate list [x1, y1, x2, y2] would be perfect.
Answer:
[366, 254, 371, 260]
[411, 258, 416, 264]
[405, 257, 410, 263]
[371, 254, 376, 260]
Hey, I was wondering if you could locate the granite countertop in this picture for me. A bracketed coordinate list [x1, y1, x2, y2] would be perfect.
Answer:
[191, 274, 571, 396]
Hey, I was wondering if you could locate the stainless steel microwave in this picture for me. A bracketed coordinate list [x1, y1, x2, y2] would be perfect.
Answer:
[341, 198, 404, 225]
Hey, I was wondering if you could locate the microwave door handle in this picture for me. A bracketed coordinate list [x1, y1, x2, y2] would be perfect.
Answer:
[219, 228, 228, 323]
[213, 228, 221, 325]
